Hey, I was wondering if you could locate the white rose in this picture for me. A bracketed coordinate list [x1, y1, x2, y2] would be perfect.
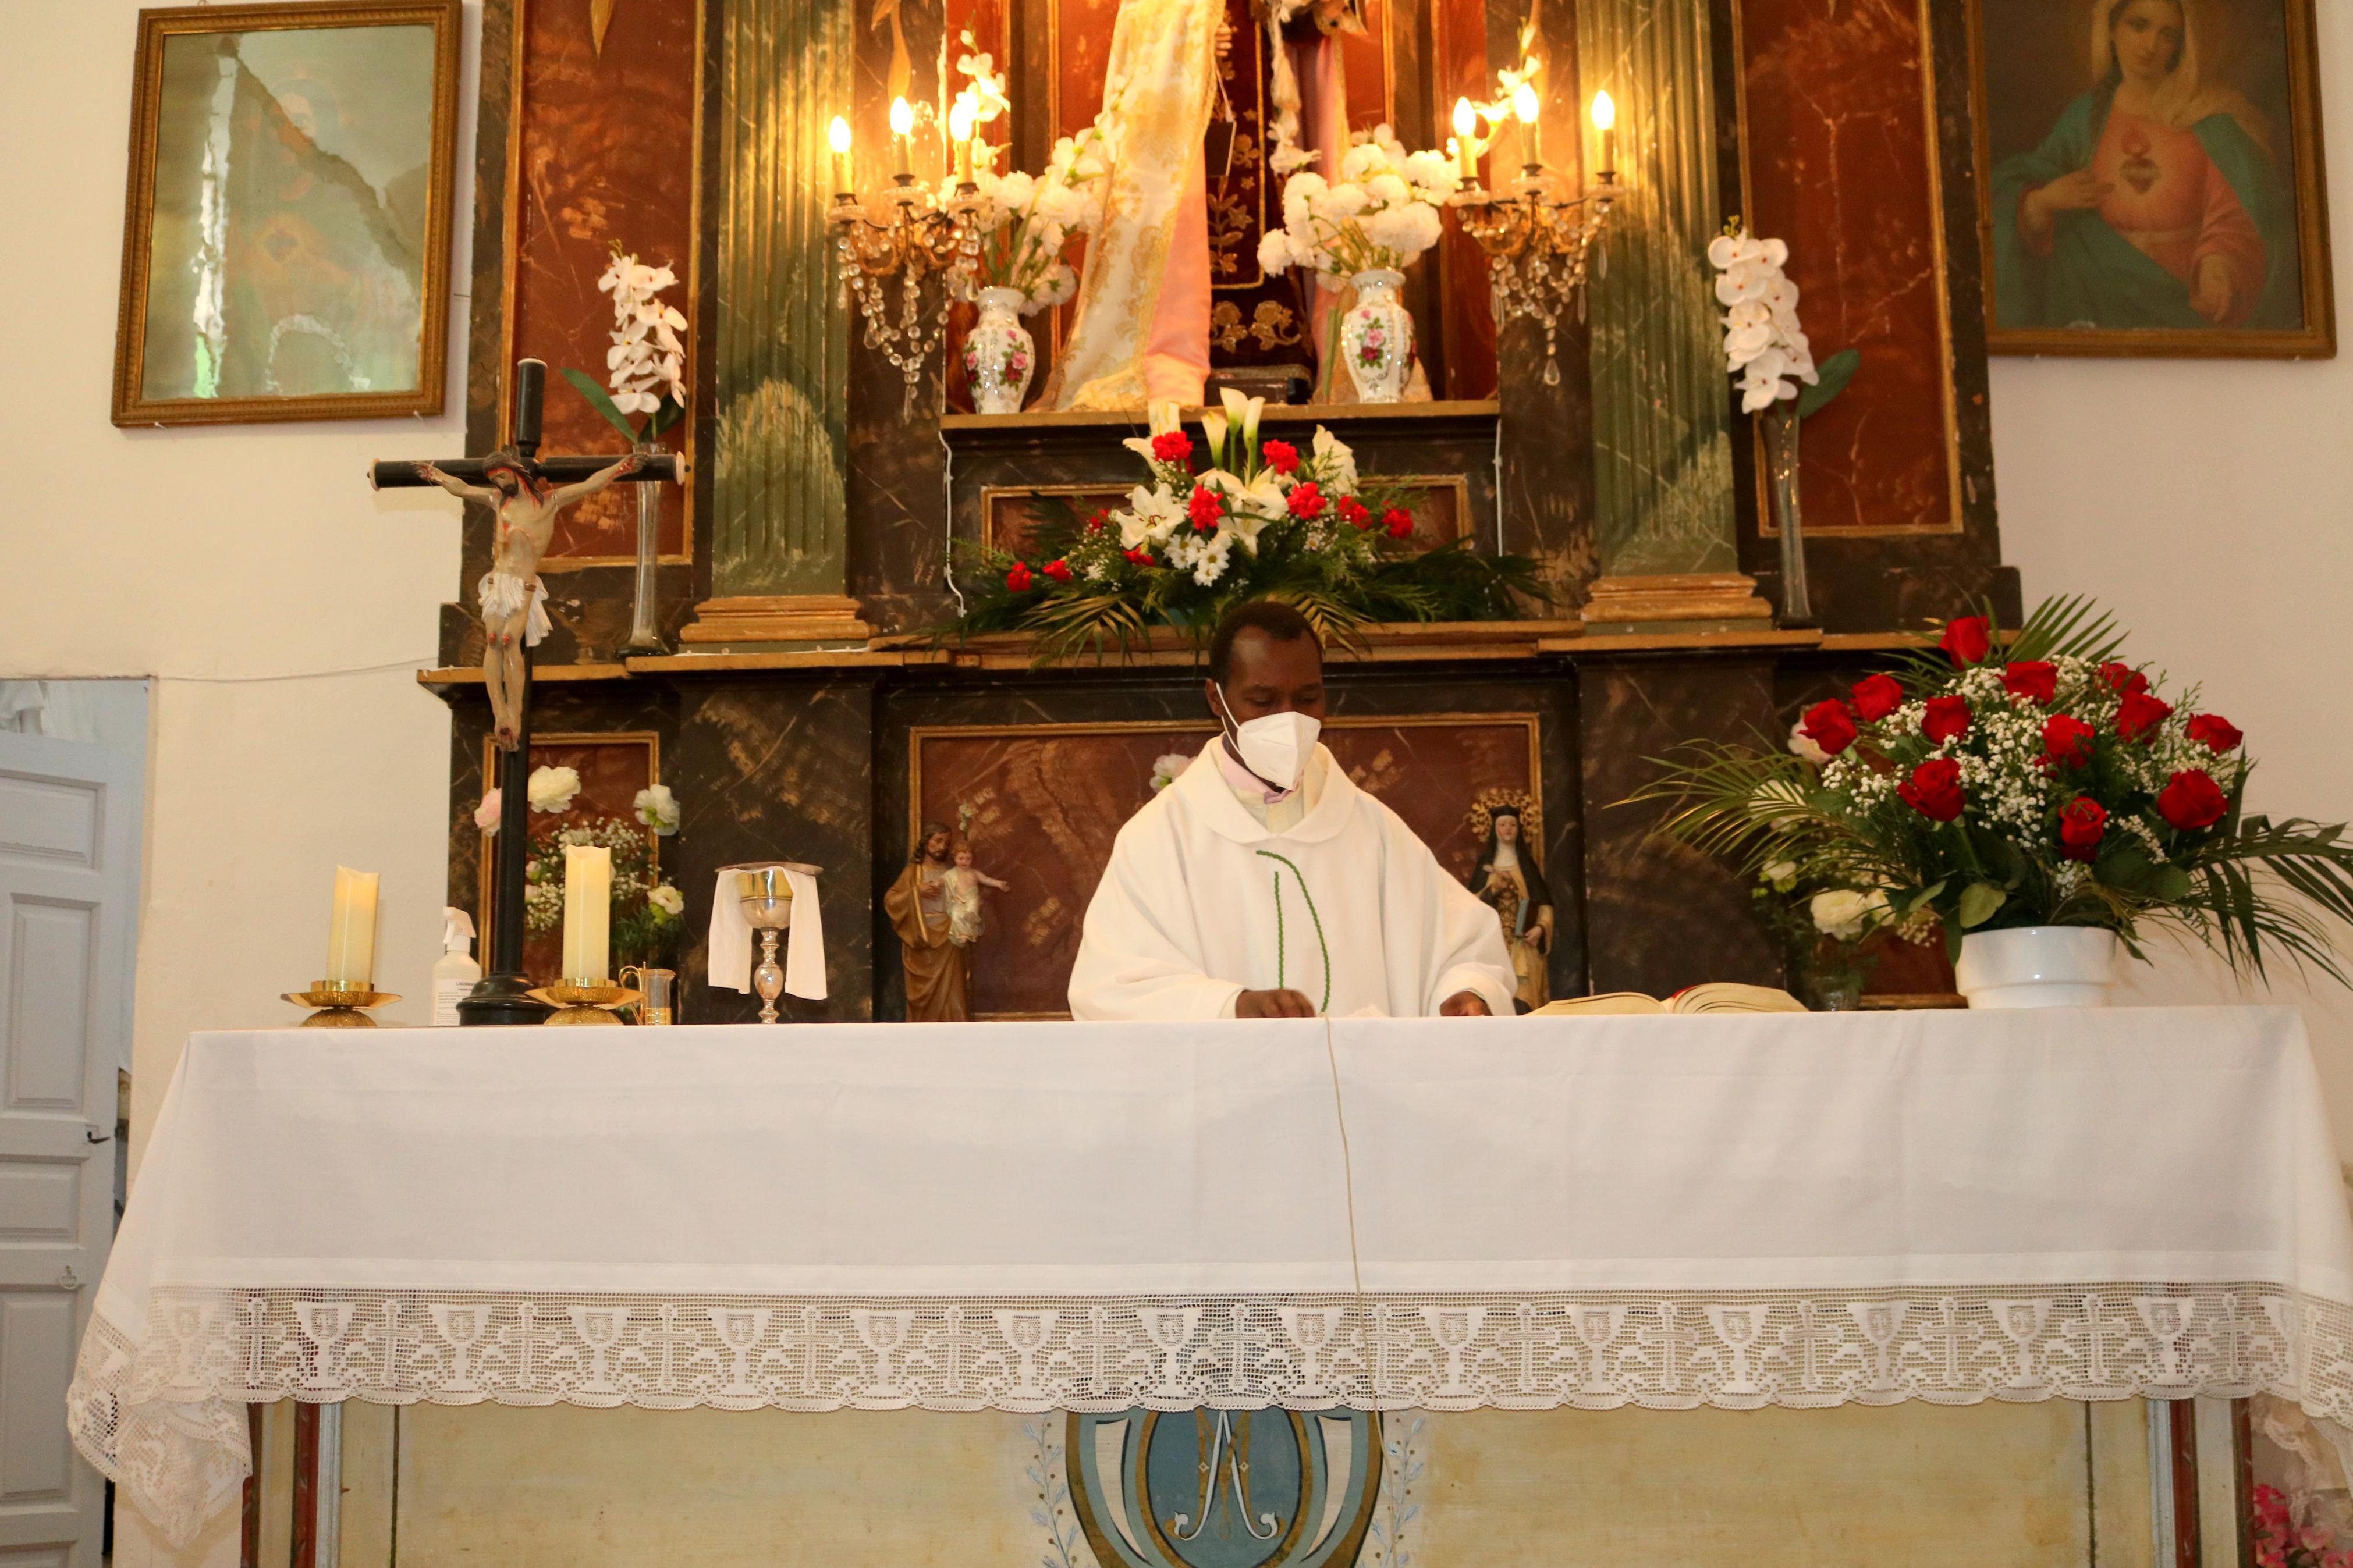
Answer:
[633, 784, 682, 835]
[527, 765, 582, 814]
[1149, 752, 1194, 792]
[1809, 890, 1874, 941]
[1787, 718, 1830, 766]
[1761, 859, 1798, 893]
[649, 884, 685, 917]
[473, 789, 502, 834]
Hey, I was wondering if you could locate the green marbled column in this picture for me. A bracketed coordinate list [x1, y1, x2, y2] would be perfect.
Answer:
[1578, 0, 1736, 577]
[712, 0, 853, 595]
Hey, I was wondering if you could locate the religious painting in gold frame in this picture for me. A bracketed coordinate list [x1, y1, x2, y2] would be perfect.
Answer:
[1965, 0, 2334, 357]
[476, 731, 661, 989]
[111, 2, 463, 426]
[906, 713, 1541, 1018]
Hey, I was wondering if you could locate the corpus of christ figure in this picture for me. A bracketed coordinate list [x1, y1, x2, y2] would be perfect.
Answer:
[416, 449, 641, 748]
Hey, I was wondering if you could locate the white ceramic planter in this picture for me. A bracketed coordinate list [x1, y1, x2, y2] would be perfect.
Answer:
[1954, 926, 2120, 1009]
[962, 286, 1035, 415]
[1340, 269, 1413, 403]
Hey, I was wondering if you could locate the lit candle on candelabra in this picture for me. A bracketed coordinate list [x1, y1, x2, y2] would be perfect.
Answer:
[325, 866, 379, 986]
[561, 844, 612, 984]
[889, 96, 914, 179]
[949, 99, 975, 185]
[1452, 97, 1479, 183]
[1590, 90, 1616, 180]
[1513, 81, 1542, 172]
[829, 114, 853, 196]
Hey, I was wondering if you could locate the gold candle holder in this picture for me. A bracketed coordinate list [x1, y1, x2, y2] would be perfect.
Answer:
[283, 980, 400, 1028]
[528, 980, 640, 1027]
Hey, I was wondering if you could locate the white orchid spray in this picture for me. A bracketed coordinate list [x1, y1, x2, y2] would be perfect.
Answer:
[1259, 125, 1459, 282]
[1708, 224, 1858, 418]
[560, 246, 690, 443]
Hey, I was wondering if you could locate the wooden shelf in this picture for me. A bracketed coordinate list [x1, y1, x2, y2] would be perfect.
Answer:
[417, 663, 631, 687]
[939, 399, 1502, 434]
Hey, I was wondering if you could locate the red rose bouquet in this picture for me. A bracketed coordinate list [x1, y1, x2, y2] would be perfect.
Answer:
[1644, 597, 2353, 980]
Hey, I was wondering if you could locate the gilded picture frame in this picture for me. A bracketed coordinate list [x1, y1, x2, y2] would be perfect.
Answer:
[1967, 0, 2334, 358]
[112, 2, 463, 426]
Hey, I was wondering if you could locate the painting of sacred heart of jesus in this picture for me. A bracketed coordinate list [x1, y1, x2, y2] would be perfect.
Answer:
[1967, 0, 2334, 357]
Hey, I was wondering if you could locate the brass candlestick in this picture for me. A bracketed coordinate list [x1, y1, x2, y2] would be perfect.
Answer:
[728, 861, 820, 1023]
[283, 981, 400, 1028]
[528, 980, 640, 1026]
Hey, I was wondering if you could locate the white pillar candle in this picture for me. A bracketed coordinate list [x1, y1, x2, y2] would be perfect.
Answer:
[562, 844, 612, 984]
[325, 867, 379, 987]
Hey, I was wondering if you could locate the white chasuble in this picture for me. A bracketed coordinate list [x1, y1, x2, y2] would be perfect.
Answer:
[1042, 0, 1226, 410]
[1069, 739, 1518, 1019]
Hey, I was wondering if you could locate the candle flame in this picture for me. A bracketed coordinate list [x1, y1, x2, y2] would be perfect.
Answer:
[889, 97, 914, 137]
[828, 114, 852, 154]
[1591, 90, 1616, 131]
[1452, 96, 1477, 138]
[1512, 83, 1540, 124]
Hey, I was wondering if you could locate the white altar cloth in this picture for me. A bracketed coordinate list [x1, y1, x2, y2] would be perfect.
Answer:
[70, 1007, 2353, 1542]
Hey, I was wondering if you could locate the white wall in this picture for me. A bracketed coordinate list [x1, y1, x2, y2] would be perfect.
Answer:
[0, 3, 479, 1154]
[1990, 3, 2353, 1146]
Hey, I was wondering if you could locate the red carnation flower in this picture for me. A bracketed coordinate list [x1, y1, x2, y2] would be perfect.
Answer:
[2117, 690, 2174, 742]
[1799, 699, 1858, 756]
[1382, 507, 1414, 540]
[1288, 481, 1327, 520]
[1005, 562, 1034, 592]
[1187, 486, 1225, 532]
[1042, 558, 1073, 583]
[1085, 509, 1110, 534]
[1850, 673, 1903, 723]
[1922, 694, 1972, 745]
[2003, 660, 2058, 706]
[1337, 496, 1371, 529]
[1939, 616, 1992, 667]
[2042, 713, 2096, 769]
[2057, 795, 2107, 862]
[2098, 662, 2150, 696]
[1262, 440, 1300, 475]
[1122, 547, 1153, 566]
[2156, 769, 2229, 830]
[1150, 431, 1193, 464]
[1897, 757, 1966, 822]
[2185, 713, 2244, 753]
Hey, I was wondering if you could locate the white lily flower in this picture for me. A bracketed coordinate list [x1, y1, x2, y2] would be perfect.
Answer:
[1201, 410, 1229, 460]
[1311, 427, 1358, 492]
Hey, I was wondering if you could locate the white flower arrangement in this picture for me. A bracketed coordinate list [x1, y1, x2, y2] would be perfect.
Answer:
[1808, 888, 1889, 941]
[633, 784, 681, 836]
[1708, 229, 1816, 414]
[560, 247, 690, 443]
[1149, 752, 1195, 793]
[648, 883, 686, 917]
[944, 49, 1106, 314]
[1259, 125, 1458, 282]
[526, 765, 581, 815]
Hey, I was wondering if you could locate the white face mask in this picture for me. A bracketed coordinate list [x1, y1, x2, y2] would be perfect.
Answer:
[1216, 687, 1321, 791]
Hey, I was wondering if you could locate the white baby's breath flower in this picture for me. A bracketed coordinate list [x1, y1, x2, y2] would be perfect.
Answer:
[527, 765, 581, 814]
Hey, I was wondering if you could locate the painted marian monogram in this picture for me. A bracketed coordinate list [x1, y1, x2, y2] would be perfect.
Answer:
[1069, 1409, 1382, 1568]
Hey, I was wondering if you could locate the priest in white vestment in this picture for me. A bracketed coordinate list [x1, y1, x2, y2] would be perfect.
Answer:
[1070, 602, 1517, 1019]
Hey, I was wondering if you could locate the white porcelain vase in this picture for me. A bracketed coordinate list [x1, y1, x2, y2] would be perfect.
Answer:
[962, 287, 1035, 415]
[1954, 926, 2120, 1009]
[1340, 268, 1413, 403]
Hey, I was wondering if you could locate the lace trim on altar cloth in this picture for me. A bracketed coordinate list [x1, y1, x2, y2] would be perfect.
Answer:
[69, 1283, 2353, 1545]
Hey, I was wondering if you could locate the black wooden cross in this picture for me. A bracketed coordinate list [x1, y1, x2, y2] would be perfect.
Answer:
[370, 358, 680, 1025]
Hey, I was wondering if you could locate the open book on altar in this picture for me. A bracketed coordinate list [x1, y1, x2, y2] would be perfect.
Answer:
[1528, 983, 1808, 1017]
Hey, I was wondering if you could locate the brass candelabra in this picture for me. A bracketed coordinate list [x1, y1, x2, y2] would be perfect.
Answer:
[1450, 169, 1617, 386]
[830, 180, 982, 417]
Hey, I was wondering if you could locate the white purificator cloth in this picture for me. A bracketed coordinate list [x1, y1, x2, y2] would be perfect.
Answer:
[705, 865, 826, 1000]
[69, 1007, 2353, 1546]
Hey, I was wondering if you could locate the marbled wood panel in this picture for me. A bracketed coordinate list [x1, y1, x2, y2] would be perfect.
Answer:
[876, 667, 1582, 1017]
[1738, 0, 1951, 536]
[668, 677, 879, 1022]
[509, 0, 697, 565]
[1576, 654, 1781, 995]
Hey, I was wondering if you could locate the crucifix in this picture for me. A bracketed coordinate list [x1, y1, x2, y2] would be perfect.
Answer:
[369, 358, 682, 1025]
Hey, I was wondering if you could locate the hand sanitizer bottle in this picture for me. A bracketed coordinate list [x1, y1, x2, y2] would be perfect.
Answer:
[431, 908, 481, 1026]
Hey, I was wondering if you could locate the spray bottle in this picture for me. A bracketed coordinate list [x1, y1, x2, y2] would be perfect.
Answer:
[431, 908, 481, 1026]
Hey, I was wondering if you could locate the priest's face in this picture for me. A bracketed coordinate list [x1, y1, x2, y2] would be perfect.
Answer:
[1208, 628, 1327, 725]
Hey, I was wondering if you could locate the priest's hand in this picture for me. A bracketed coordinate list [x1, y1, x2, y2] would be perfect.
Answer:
[1439, 990, 1492, 1016]
[1237, 987, 1318, 1018]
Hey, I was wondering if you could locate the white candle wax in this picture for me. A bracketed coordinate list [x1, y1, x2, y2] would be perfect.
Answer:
[562, 844, 612, 984]
[325, 866, 379, 986]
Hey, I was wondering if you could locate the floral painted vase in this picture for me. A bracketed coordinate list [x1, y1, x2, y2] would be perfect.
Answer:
[963, 287, 1035, 415]
[1340, 269, 1413, 404]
